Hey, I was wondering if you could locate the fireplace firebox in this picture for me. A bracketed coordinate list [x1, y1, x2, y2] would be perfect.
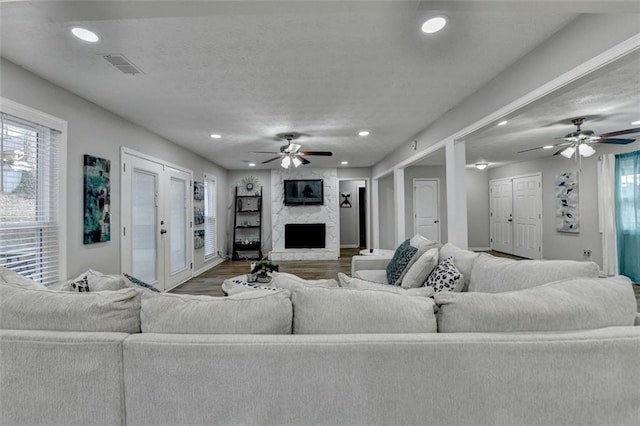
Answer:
[285, 223, 326, 249]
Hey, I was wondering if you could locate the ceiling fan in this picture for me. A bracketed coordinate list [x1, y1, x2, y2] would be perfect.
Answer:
[251, 132, 333, 168]
[518, 118, 639, 159]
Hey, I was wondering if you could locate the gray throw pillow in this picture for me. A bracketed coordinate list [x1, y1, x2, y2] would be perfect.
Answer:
[386, 239, 418, 286]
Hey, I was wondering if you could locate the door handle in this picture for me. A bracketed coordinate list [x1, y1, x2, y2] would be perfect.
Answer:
[434, 220, 439, 224]
[160, 229, 167, 234]
[507, 219, 513, 222]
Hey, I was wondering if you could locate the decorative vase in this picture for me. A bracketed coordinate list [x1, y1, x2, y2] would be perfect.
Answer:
[256, 274, 271, 283]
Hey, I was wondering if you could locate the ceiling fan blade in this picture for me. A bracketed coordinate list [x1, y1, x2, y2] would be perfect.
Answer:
[517, 146, 546, 153]
[598, 127, 640, 138]
[595, 137, 636, 145]
[261, 156, 281, 164]
[298, 156, 311, 165]
[518, 142, 570, 154]
[299, 151, 333, 156]
[251, 151, 280, 154]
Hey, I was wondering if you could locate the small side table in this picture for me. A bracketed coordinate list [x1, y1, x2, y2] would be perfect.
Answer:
[359, 249, 395, 257]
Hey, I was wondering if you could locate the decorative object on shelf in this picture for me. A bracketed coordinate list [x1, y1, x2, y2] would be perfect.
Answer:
[194, 181, 204, 200]
[83, 154, 111, 244]
[556, 171, 579, 233]
[250, 261, 279, 283]
[238, 175, 261, 196]
[194, 207, 204, 225]
[194, 230, 205, 249]
[340, 192, 352, 208]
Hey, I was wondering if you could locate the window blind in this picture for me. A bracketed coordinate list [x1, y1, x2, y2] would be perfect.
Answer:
[0, 112, 61, 285]
[203, 178, 216, 258]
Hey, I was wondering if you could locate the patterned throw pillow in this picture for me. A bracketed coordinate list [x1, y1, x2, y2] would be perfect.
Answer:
[123, 273, 161, 292]
[424, 256, 463, 293]
[386, 240, 418, 286]
[69, 275, 90, 292]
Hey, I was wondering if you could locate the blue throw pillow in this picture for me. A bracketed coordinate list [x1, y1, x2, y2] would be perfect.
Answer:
[385, 240, 418, 286]
[123, 273, 161, 292]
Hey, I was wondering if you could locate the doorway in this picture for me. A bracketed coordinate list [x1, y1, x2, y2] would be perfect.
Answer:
[339, 179, 368, 249]
[413, 178, 440, 241]
[121, 148, 193, 291]
[490, 173, 542, 259]
[358, 185, 366, 247]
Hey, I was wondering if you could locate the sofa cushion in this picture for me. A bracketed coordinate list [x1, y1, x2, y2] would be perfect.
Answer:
[386, 239, 418, 286]
[438, 243, 479, 291]
[468, 253, 600, 293]
[424, 256, 464, 293]
[338, 273, 434, 297]
[401, 248, 439, 289]
[140, 290, 292, 334]
[435, 276, 637, 333]
[353, 269, 389, 284]
[0, 266, 47, 290]
[291, 285, 437, 334]
[0, 285, 141, 333]
[62, 269, 125, 292]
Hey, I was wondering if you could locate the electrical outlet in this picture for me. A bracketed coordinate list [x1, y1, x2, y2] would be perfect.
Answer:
[583, 249, 592, 259]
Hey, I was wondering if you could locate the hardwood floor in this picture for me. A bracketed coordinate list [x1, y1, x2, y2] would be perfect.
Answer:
[171, 248, 359, 297]
[171, 247, 640, 312]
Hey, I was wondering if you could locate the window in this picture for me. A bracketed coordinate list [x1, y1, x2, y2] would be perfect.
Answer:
[615, 150, 639, 282]
[0, 99, 66, 286]
[203, 174, 217, 258]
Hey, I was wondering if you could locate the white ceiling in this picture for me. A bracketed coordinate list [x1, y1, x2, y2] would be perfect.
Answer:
[0, 2, 637, 170]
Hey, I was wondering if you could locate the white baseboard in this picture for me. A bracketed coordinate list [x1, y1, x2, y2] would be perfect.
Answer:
[469, 246, 490, 252]
[340, 244, 360, 248]
[193, 257, 225, 277]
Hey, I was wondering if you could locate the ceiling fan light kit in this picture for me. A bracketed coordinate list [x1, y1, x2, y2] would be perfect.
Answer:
[475, 162, 488, 170]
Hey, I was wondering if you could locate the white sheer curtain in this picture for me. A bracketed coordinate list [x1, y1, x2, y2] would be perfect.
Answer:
[597, 154, 618, 275]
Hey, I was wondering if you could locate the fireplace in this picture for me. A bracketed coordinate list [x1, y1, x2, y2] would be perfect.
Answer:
[285, 223, 326, 249]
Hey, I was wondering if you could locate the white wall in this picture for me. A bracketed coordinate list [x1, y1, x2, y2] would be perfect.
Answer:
[339, 180, 365, 247]
[403, 166, 448, 243]
[227, 170, 272, 255]
[466, 168, 490, 249]
[488, 143, 638, 266]
[1, 58, 229, 278]
[378, 174, 395, 249]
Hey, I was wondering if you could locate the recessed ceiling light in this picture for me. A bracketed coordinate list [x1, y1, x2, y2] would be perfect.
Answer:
[210, 134, 221, 139]
[421, 16, 447, 34]
[70, 27, 100, 43]
[632, 120, 640, 125]
[341, 161, 349, 165]
[248, 163, 256, 167]
[358, 131, 370, 137]
[497, 120, 508, 126]
[475, 162, 489, 170]
[543, 145, 554, 149]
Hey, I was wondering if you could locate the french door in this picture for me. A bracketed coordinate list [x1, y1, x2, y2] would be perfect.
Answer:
[121, 148, 192, 291]
[490, 173, 542, 259]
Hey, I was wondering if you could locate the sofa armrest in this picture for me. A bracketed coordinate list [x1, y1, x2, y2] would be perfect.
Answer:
[351, 255, 392, 276]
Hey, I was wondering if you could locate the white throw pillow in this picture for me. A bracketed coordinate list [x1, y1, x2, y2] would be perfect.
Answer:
[338, 273, 434, 297]
[424, 257, 464, 293]
[401, 248, 439, 289]
[0, 266, 47, 290]
[222, 277, 281, 295]
[140, 290, 293, 334]
[270, 271, 339, 290]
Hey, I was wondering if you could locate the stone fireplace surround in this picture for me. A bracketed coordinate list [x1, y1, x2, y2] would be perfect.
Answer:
[270, 168, 339, 261]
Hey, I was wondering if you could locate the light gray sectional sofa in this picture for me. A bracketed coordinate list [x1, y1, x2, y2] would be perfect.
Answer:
[1, 247, 639, 426]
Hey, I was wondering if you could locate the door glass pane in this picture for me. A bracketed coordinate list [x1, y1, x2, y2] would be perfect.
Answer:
[170, 177, 186, 272]
[132, 170, 157, 283]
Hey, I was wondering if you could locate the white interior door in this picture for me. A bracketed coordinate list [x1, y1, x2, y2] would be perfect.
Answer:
[490, 178, 513, 254]
[413, 179, 440, 241]
[512, 174, 542, 259]
[121, 150, 193, 291]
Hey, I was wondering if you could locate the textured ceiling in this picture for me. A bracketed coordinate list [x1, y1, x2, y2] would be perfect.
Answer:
[0, 1, 633, 171]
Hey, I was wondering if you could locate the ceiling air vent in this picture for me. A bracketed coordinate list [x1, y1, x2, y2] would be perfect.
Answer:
[103, 54, 143, 75]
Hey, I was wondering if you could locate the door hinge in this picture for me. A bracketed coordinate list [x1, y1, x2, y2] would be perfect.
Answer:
[123, 227, 126, 236]
[123, 163, 126, 172]
[490, 238, 493, 243]
[190, 221, 193, 228]
[490, 212, 493, 217]
[539, 246, 541, 252]
[539, 213, 541, 219]
[190, 263, 193, 269]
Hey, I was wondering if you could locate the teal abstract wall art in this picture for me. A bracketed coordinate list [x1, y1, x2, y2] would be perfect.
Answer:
[83, 154, 111, 244]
